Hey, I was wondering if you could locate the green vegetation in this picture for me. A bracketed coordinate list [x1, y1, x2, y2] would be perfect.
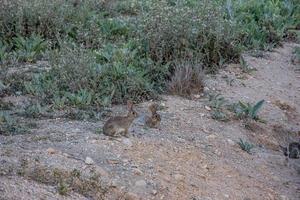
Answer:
[0, 0, 299, 109]
[238, 138, 255, 154]
[0, 112, 29, 135]
[231, 100, 265, 120]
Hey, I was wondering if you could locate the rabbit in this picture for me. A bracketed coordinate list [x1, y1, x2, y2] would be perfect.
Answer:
[144, 103, 161, 128]
[103, 101, 139, 137]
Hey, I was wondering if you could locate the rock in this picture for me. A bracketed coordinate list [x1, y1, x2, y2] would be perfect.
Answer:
[174, 174, 184, 181]
[85, 157, 94, 165]
[46, 148, 56, 154]
[111, 179, 118, 187]
[206, 134, 216, 140]
[107, 159, 120, 164]
[151, 190, 158, 195]
[122, 138, 133, 146]
[204, 106, 212, 111]
[194, 94, 201, 99]
[124, 192, 140, 200]
[135, 180, 147, 188]
[133, 168, 143, 175]
[227, 139, 235, 146]
[280, 195, 289, 200]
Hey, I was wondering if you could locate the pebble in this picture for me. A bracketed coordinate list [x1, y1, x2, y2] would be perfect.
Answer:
[85, 157, 94, 165]
[107, 159, 120, 164]
[133, 168, 143, 175]
[194, 94, 201, 99]
[206, 134, 216, 140]
[135, 180, 147, 187]
[151, 190, 158, 195]
[46, 148, 56, 154]
[122, 138, 133, 146]
[280, 195, 289, 200]
[124, 192, 139, 200]
[227, 139, 235, 146]
[111, 179, 118, 187]
[174, 174, 184, 181]
[205, 106, 212, 111]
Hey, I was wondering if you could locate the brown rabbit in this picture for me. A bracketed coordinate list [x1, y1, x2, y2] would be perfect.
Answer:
[103, 101, 138, 137]
[145, 103, 161, 128]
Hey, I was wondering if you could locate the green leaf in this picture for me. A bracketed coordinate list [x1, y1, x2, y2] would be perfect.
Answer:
[251, 99, 265, 119]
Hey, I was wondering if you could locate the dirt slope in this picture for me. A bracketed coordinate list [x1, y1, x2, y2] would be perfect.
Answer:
[0, 43, 300, 200]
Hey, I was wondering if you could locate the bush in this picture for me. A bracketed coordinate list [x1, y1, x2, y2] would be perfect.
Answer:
[138, 0, 241, 71]
[24, 42, 162, 106]
[1, 0, 299, 109]
[228, 0, 299, 49]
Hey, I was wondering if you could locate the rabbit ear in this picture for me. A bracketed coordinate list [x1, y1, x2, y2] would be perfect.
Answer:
[127, 100, 133, 110]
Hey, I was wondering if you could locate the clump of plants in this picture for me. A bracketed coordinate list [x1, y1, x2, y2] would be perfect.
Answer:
[0, 112, 28, 135]
[238, 138, 255, 154]
[230, 100, 265, 120]
[168, 61, 204, 97]
[138, 0, 240, 71]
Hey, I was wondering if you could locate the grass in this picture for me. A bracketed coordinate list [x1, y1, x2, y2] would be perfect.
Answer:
[0, 0, 299, 111]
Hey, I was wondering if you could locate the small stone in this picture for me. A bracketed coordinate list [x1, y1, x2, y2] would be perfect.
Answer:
[174, 174, 184, 181]
[280, 195, 289, 200]
[151, 190, 158, 195]
[46, 148, 56, 154]
[124, 192, 140, 200]
[85, 157, 94, 165]
[90, 139, 98, 144]
[135, 180, 147, 188]
[227, 139, 235, 146]
[194, 94, 201, 99]
[107, 159, 120, 164]
[122, 138, 133, 146]
[133, 168, 143, 175]
[206, 134, 216, 140]
[204, 106, 212, 111]
[111, 179, 118, 187]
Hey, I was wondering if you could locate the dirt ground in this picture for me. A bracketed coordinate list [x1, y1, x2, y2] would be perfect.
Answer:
[0, 43, 300, 200]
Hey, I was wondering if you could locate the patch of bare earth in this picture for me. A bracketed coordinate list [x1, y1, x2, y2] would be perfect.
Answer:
[1, 43, 300, 200]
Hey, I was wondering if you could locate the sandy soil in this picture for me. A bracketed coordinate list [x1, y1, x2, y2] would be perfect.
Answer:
[0, 43, 300, 200]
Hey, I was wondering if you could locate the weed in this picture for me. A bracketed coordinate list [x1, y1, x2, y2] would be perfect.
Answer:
[0, 112, 28, 135]
[13, 34, 47, 63]
[292, 46, 300, 71]
[208, 94, 227, 110]
[238, 138, 254, 154]
[57, 181, 68, 196]
[230, 100, 265, 120]
[211, 110, 229, 122]
[168, 61, 204, 97]
[0, 41, 10, 64]
[239, 56, 256, 73]
[23, 102, 47, 118]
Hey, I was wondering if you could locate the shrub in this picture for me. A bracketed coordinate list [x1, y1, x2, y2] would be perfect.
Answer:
[137, 0, 241, 71]
[228, 0, 299, 49]
[24, 42, 161, 106]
